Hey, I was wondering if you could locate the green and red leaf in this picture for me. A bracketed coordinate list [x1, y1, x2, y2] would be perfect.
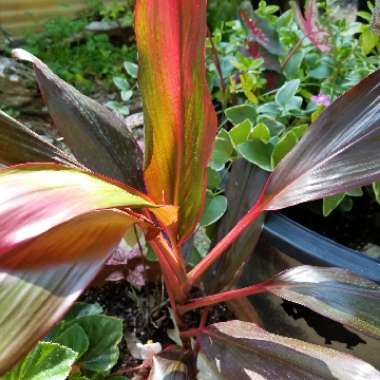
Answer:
[199, 320, 380, 379]
[0, 164, 170, 374]
[135, 0, 217, 242]
[0, 164, 157, 269]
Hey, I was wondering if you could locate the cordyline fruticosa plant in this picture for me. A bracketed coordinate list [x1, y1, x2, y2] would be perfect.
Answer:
[0, 0, 380, 378]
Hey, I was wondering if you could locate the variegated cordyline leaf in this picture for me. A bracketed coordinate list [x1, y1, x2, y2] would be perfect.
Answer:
[0, 110, 79, 167]
[135, 0, 217, 242]
[265, 266, 380, 339]
[12, 49, 144, 190]
[0, 164, 157, 268]
[262, 69, 380, 210]
[200, 321, 380, 379]
[0, 164, 170, 374]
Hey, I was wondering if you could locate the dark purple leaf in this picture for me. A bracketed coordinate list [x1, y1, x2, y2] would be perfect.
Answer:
[0, 110, 79, 167]
[200, 320, 380, 379]
[12, 49, 144, 190]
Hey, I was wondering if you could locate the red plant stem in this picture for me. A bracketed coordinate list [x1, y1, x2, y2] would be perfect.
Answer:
[178, 282, 270, 314]
[149, 234, 187, 303]
[186, 202, 264, 288]
[180, 327, 205, 338]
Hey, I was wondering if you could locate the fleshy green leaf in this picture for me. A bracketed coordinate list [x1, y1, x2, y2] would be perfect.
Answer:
[229, 120, 252, 147]
[275, 79, 300, 108]
[373, 182, 380, 203]
[249, 123, 270, 143]
[237, 140, 273, 171]
[271, 131, 298, 168]
[135, 0, 217, 241]
[200, 320, 380, 379]
[13, 49, 144, 190]
[263, 70, 380, 210]
[209, 129, 234, 171]
[0, 110, 78, 167]
[323, 193, 346, 216]
[200, 195, 228, 227]
[206, 168, 222, 190]
[77, 316, 123, 372]
[225, 104, 257, 125]
[2, 342, 77, 380]
[124, 61, 138, 78]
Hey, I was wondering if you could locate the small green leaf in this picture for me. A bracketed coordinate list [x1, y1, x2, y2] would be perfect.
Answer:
[225, 104, 257, 125]
[250, 123, 270, 143]
[209, 129, 234, 171]
[275, 79, 300, 108]
[284, 51, 304, 79]
[77, 315, 123, 372]
[207, 168, 222, 190]
[64, 303, 103, 321]
[3, 342, 77, 380]
[229, 120, 252, 147]
[360, 26, 379, 55]
[346, 187, 363, 197]
[309, 64, 331, 80]
[323, 193, 346, 217]
[113, 77, 130, 91]
[271, 131, 298, 168]
[257, 115, 284, 135]
[256, 101, 281, 117]
[237, 140, 273, 171]
[200, 195, 228, 227]
[124, 61, 138, 78]
[121, 90, 133, 102]
[290, 124, 308, 139]
[55, 324, 89, 358]
[373, 182, 380, 203]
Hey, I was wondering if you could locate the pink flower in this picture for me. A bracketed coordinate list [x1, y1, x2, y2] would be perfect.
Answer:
[311, 92, 330, 107]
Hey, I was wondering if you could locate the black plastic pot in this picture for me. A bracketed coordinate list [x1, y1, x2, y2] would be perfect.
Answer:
[263, 212, 380, 282]
[239, 212, 380, 368]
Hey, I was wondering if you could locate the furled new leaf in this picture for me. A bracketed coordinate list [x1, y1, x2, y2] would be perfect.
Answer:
[262, 69, 380, 210]
[200, 320, 380, 379]
[264, 266, 380, 338]
[135, 0, 217, 241]
[0, 110, 78, 167]
[12, 49, 144, 190]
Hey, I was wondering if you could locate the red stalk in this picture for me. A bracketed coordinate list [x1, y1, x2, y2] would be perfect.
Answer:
[178, 282, 270, 313]
[186, 201, 264, 288]
[149, 234, 187, 303]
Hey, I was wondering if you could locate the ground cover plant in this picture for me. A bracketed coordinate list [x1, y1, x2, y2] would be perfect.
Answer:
[0, 0, 380, 378]
[205, 0, 380, 222]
